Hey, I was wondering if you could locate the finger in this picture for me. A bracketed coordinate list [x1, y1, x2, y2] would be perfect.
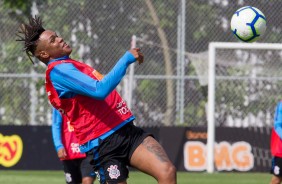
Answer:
[63, 150, 67, 157]
[139, 51, 143, 57]
[139, 53, 144, 60]
[134, 48, 140, 51]
[58, 153, 64, 159]
[138, 54, 144, 65]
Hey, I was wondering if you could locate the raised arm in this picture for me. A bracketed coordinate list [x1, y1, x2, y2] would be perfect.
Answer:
[50, 49, 143, 99]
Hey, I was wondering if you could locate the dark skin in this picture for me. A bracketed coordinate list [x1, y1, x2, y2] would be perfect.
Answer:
[35, 30, 175, 184]
[270, 175, 282, 184]
[130, 136, 177, 184]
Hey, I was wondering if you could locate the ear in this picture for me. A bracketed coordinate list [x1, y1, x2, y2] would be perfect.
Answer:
[39, 51, 49, 59]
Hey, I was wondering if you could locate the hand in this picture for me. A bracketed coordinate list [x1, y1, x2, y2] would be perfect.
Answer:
[129, 48, 144, 65]
[57, 148, 67, 159]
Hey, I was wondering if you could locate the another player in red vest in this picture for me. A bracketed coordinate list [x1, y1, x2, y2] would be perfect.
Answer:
[17, 16, 176, 184]
[270, 101, 282, 184]
[52, 108, 96, 184]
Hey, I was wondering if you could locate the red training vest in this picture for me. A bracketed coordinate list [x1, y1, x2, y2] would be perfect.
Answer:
[45, 59, 133, 144]
[271, 128, 282, 157]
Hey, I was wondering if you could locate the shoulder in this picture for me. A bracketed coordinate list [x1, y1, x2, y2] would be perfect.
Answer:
[50, 62, 79, 77]
[54, 62, 77, 70]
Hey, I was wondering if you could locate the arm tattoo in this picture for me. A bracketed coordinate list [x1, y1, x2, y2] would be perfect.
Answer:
[142, 137, 170, 163]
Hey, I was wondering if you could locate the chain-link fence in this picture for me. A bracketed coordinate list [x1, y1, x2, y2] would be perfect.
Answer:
[0, 0, 282, 126]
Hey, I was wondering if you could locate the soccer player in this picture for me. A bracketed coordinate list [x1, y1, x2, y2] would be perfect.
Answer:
[52, 108, 96, 184]
[17, 16, 176, 184]
[270, 101, 282, 184]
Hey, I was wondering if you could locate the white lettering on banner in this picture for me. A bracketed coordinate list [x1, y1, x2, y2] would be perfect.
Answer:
[71, 143, 81, 153]
[183, 141, 254, 171]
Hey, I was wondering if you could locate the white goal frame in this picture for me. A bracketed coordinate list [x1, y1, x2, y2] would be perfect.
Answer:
[207, 42, 282, 173]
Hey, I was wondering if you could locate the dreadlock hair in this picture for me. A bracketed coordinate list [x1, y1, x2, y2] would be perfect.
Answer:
[16, 16, 45, 64]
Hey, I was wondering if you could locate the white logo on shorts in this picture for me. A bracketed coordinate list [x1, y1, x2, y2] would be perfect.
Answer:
[107, 165, 120, 179]
[274, 166, 280, 175]
[65, 173, 72, 182]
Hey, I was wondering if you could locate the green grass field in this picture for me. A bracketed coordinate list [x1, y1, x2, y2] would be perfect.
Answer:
[0, 170, 271, 184]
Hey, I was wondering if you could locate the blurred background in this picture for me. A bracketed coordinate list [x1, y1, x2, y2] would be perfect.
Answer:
[0, 0, 282, 174]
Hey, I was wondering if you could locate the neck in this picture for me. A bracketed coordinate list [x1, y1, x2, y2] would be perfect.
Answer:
[47, 55, 70, 65]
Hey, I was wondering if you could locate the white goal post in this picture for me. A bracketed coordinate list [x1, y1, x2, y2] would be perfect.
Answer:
[207, 42, 282, 173]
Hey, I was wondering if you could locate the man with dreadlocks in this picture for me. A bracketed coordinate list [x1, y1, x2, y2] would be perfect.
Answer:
[17, 16, 176, 184]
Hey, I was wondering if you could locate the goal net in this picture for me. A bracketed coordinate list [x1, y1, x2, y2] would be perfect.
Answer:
[206, 42, 282, 173]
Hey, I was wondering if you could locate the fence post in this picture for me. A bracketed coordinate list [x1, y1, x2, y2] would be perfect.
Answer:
[127, 35, 137, 109]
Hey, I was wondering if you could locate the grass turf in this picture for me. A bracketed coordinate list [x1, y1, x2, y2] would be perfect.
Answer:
[0, 170, 270, 184]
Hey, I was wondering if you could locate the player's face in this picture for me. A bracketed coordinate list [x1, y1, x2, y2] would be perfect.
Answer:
[37, 30, 72, 61]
